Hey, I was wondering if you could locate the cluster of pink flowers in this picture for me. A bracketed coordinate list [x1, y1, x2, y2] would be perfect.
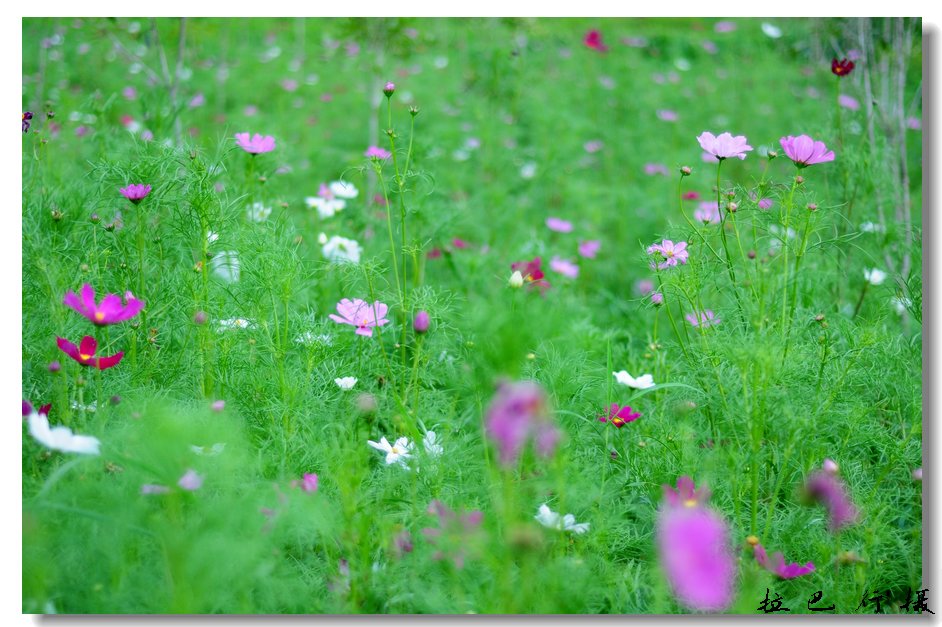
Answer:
[56, 284, 143, 370]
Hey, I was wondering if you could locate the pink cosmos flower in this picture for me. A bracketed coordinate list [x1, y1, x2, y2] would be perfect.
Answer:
[647, 240, 689, 269]
[583, 29, 608, 52]
[694, 202, 721, 224]
[657, 109, 679, 122]
[598, 404, 640, 428]
[178, 469, 204, 491]
[804, 469, 859, 531]
[451, 238, 471, 249]
[636, 279, 654, 296]
[235, 132, 276, 154]
[714, 21, 737, 33]
[683, 191, 701, 201]
[651, 292, 664, 306]
[56, 336, 124, 370]
[758, 198, 774, 210]
[838, 94, 860, 111]
[119, 184, 151, 203]
[753, 544, 816, 579]
[485, 380, 560, 466]
[511, 257, 551, 293]
[697, 131, 753, 161]
[907, 117, 922, 131]
[701, 151, 720, 164]
[421, 500, 484, 569]
[645, 163, 670, 176]
[546, 217, 574, 233]
[578, 240, 601, 259]
[663, 476, 712, 508]
[583, 140, 604, 154]
[63, 283, 144, 326]
[293, 473, 319, 493]
[189, 92, 205, 108]
[657, 477, 736, 612]
[329, 298, 390, 337]
[779, 135, 835, 168]
[549, 256, 579, 279]
[365, 145, 391, 159]
[685, 310, 720, 328]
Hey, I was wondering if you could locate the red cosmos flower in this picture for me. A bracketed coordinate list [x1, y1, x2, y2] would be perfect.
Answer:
[56, 336, 124, 370]
[831, 58, 855, 77]
[511, 257, 551, 293]
[598, 403, 641, 428]
[584, 29, 609, 52]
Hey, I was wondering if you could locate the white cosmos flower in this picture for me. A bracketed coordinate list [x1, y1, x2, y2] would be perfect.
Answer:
[329, 180, 358, 199]
[864, 268, 887, 286]
[891, 296, 913, 315]
[334, 377, 357, 390]
[306, 195, 347, 219]
[216, 317, 254, 331]
[27, 409, 100, 455]
[761, 22, 783, 38]
[322, 235, 362, 264]
[247, 202, 272, 222]
[210, 250, 240, 282]
[295, 331, 332, 346]
[534, 504, 590, 534]
[860, 221, 886, 233]
[613, 371, 655, 390]
[423, 431, 443, 457]
[367, 436, 413, 467]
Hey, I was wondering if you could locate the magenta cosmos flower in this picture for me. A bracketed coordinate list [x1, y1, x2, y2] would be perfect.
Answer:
[546, 217, 573, 233]
[657, 477, 736, 612]
[485, 380, 560, 467]
[804, 469, 859, 531]
[583, 29, 608, 52]
[365, 145, 391, 159]
[647, 240, 689, 269]
[329, 298, 390, 337]
[779, 135, 835, 168]
[598, 404, 641, 428]
[63, 284, 144, 326]
[56, 335, 124, 370]
[235, 132, 276, 154]
[753, 544, 815, 579]
[119, 184, 151, 204]
[511, 257, 550, 293]
[686, 310, 720, 328]
[697, 131, 753, 161]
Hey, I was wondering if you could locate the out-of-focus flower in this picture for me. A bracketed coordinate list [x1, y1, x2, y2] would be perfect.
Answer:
[804, 469, 859, 531]
[534, 503, 589, 534]
[191, 443, 226, 456]
[368, 436, 413, 467]
[63, 284, 144, 326]
[141, 484, 170, 495]
[297, 473, 319, 493]
[26, 405, 100, 455]
[235, 132, 275, 154]
[912, 468, 922, 481]
[823, 459, 839, 475]
[413, 310, 430, 334]
[422, 500, 484, 568]
[423, 431, 443, 457]
[891, 296, 913, 315]
[334, 377, 357, 390]
[583, 29, 608, 52]
[485, 380, 560, 466]
[215, 318, 253, 332]
[511, 257, 551, 293]
[761, 23, 782, 38]
[583, 140, 604, 154]
[697, 131, 752, 161]
[598, 403, 641, 428]
[685, 310, 721, 328]
[694, 201, 721, 224]
[645, 163, 670, 176]
[178, 469, 203, 491]
[578, 240, 601, 259]
[119, 184, 151, 204]
[637, 279, 654, 296]
[321, 235, 362, 264]
[864, 268, 887, 285]
[22, 111, 33, 133]
[56, 336, 124, 370]
[509, 270, 525, 288]
[613, 371, 655, 390]
[647, 240, 689, 269]
[714, 21, 737, 33]
[651, 292, 664, 306]
[779, 135, 835, 168]
[549, 256, 579, 279]
[546, 217, 573, 233]
[758, 198, 774, 210]
[839, 94, 860, 110]
[210, 251, 240, 282]
[247, 202, 272, 222]
[753, 544, 815, 579]
[831, 57, 855, 77]
[860, 221, 886, 233]
[329, 298, 389, 337]
[657, 110, 679, 122]
[365, 145, 391, 159]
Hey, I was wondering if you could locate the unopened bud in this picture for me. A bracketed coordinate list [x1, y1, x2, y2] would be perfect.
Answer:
[767, 150, 778, 159]
[51, 209, 63, 221]
[413, 310, 430, 334]
[807, 203, 818, 211]
[409, 105, 419, 117]
[90, 213, 100, 224]
[193, 311, 208, 325]
[747, 249, 757, 259]
[680, 166, 692, 176]
[509, 270, 524, 288]
[727, 202, 738, 213]
[383, 81, 396, 97]
[746, 535, 760, 546]
[823, 458, 839, 475]
[795, 175, 804, 185]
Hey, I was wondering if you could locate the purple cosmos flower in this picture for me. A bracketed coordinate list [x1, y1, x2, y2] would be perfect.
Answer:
[178, 469, 203, 491]
[56, 336, 124, 370]
[329, 298, 390, 337]
[598, 403, 641, 428]
[485, 380, 560, 466]
[657, 478, 736, 612]
[549, 256, 579, 279]
[23, 111, 33, 133]
[779, 135, 835, 168]
[235, 132, 276, 154]
[365, 145, 391, 159]
[421, 500, 484, 569]
[694, 202, 721, 224]
[753, 544, 816, 579]
[697, 131, 753, 161]
[119, 184, 152, 204]
[647, 240, 689, 269]
[651, 292, 664, 306]
[413, 310, 430, 334]
[63, 283, 144, 326]
[804, 469, 859, 531]
[823, 459, 839, 475]
[546, 217, 573, 233]
[578, 240, 601, 259]
[685, 310, 720, 328]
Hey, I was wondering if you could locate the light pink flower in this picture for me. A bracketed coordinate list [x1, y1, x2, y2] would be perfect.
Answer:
[697, 131, 753, 161]
[546, 217, 573, 233]
[686, 310, 720, 328]
[178, 469, 203, 491]
[485, 381, 560, 466]
[714, 21, 737, 33]
[701, 151, 720, 164]
[644, 163, 670, 176]
[779, 135, 835, 168]
[636, 279, 654, 296]
[365, 145, 391, 159]
[694, 201, 721, 224]
[578, 240, 601, 259]
[838, 94, 860, 110]
[657, 109, 679, 122]
[647, 240, 689, 269]
[583, 140, 604, 154]
[235, 132, 276, 154]
[549, 256, 579, 279]
[758, 198, 774, 210]
[329, 298, 390, 337]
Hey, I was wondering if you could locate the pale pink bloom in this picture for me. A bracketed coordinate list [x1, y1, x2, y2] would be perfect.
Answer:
[753, 544, 816, 579]
[365, 145, 391, 159]
[647, 240, 689, 269]
[636, 279, 654, 296]
[758, 198, 774, 210]
[697, 131, 753, 160]
[823, 459, 839, 475]
[549, 256, 579, 279]
[281, 78, 299, 92]
[178, 469, 203, 491]
[694, 201, 721, 224]
[686, 310, 720, 328]
[838, 94, 860, 110]
[907, 117, 922, 131]
[913, 468, 922, 481]
[779, 135, 835, 168]
[651, 292, 664, 306]
[701, 151, 720, 163]
[657, 109, 679, 122]
[546, 217, 573, 233]
[714, 21, 737, 33]
[140, 484, 170, 495]
[583, 140, 604, 154]
[578, 240, 601, 259]
[702, 40, 718, 54]
[644, 163, 670, 176]
[211, 400, 225, 412]
[244, 105, 258, 116]
[189, 92, 205, 107]
[122, 86, 137, 100]
[329, 298, 390, 337]
[235, 132, 275, 154]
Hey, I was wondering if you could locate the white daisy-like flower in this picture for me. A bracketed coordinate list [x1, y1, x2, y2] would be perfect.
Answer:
[860, 221, 886, 234]
[216, 317, 254, 331]
[864, 268, 887, 286]
[534, 504, 590, 534]
[322, 235, 362, 264]
[613, 371, 656, 390]
[305, 195, 347, 219]
[334, 377, 357, 390]
[27, 409, 100, 455]
[367, 436, 413, 467]
[295, 331, 333, 347]
[520, 162, 537, 180]
[423, 431, 443, 457]
[191, 443, 226, 456]
[70, 400, 98, 413]
[329, 180, 358, 199]
[890, 296, 913, 315]
[210, 250, 240, 282]
[761, 22, 783, 38]
[247, 202, 272, 223]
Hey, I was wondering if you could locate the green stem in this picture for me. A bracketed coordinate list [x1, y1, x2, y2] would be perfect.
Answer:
[715, 160, 746, 328]
[779, 176, 800, 331]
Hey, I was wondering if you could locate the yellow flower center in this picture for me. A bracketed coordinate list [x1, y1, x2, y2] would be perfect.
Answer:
[683, 498, 698, 508]
[79, 353, 92, 361]
[94, 311, 105, 322]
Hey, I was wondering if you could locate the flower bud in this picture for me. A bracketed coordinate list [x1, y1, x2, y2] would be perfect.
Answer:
[193, 311, 208, 325]
[509, 270, 524, 288]
[651, 292, 664, 306]
[356, 392, 378, 415]
[823, 458, 839, 475]
[48, 361, 61, 373]
[383, 81, 396, 97]
[727, 202, 738, 213]
[795, 175, 804, 185]
[747, 249, 757, 259]
[409, 105, 420, 117]
[680, 166, 692, 176]
[110, 395, 122, 406]
[51, 209, 64, 221]
[767, 150, 778, 159]
[807, 203, 818, 211]
[746, 535, 760, 546]
[413, 310, 430, 334]
[89, 213, 100, 224]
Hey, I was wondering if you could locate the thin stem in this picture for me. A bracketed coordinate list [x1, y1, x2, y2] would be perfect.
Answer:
[779, 176, 800, 331]
[715, 160, 746, 328]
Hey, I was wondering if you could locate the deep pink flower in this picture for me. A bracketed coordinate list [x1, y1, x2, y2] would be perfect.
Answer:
[63, 283, 144, 326]
[234, 132, 276, 154]
[685, 310, 720, 328]
[831, 57, 855, 77]
[657, 482, 736, 612]
[662, 476, 712, 509]
[549, 256, 579, 279]
[451, 237, 471, 249]
[647, 240, 689, 269]
[485, 381, 560, 466]
[56, 336, 124, 370]
[683, 191, 701, 201]
[753, 544, 816, 579]
[365, 145, 391, 159]
[598, 404, 640, 428]
[511, 257, 551, 293]
[546, 217, 573, 233]
[421, 500, 484, 569]
[119, 184, 151, 203]
[694, 202, 721, 224]
[294, 473, 319, 493]
[583, 30, 608, 52]
[329, 298, 390, 337]
[22, 400, 51, 418]
[578, 240, 601, 259]
[779, 135, 835, 168]
[697, 131, 753, 161]
[804, 470, 859, 531]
